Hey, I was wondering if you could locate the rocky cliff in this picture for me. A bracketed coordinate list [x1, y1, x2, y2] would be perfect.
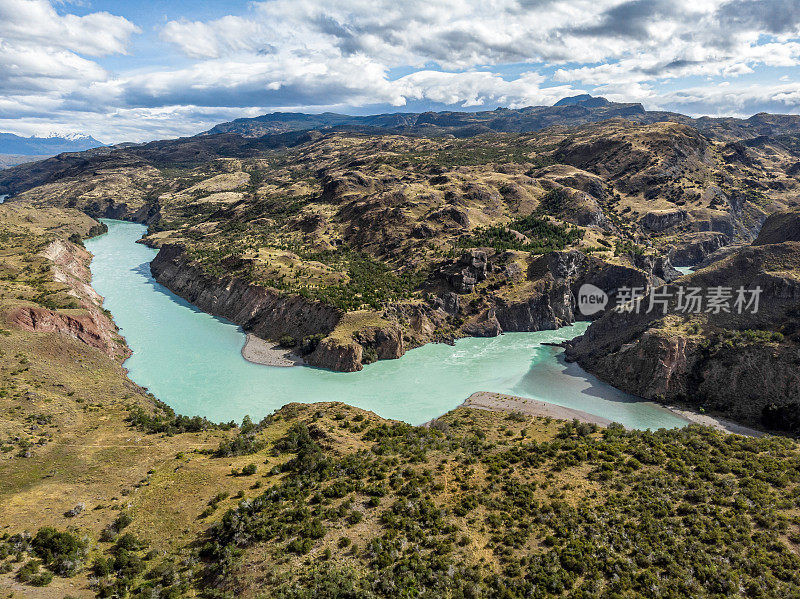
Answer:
[9, 237, 128, 360]
[150, 244, 414, 372]
[151, 244, 337, 340]
[150, 244, 675, 372]
[565, 228, 800, 432]
[431, 248, 671, 335]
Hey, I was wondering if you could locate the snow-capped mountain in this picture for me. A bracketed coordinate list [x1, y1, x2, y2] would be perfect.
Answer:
[0, 132, 105, 155]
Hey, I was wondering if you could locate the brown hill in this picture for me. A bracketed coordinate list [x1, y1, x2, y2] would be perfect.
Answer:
[565, 222, 800, 431]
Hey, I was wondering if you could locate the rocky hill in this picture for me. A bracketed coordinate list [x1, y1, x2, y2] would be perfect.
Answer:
[2, 111, 799, 372]
[566, 207, 800, 432]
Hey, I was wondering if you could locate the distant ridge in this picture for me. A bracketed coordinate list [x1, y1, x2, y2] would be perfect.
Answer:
[0, 132, 105, 156]
[203, 96, 663, 138]
[554, 94, 612, 108]
[202, 95, 800, 142]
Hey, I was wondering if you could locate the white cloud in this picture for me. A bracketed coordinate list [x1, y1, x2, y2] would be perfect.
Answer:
[0, 0, 139, 108]
[0, 0, 139, 57]
[661, 81, 800, 116]
[160, 0, 622, 69]
[395, 70, 573, 108]
[2, 0, 800, 142]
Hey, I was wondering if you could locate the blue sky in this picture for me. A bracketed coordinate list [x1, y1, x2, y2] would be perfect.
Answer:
[1, 0, 799, 143]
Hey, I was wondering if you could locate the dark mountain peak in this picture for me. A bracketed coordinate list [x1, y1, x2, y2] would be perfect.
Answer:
[203, 98, 667, 139]
[554, 94, 611, 108]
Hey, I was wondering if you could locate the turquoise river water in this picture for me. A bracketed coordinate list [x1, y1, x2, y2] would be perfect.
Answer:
[84, 219, 688, 429]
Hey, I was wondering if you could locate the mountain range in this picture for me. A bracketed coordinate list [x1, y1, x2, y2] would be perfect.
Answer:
[0, 132, 104, 156]
[204, 94, 800, 141]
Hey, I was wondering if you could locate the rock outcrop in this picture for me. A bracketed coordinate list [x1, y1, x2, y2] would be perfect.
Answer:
[670, 232, 729, 266]
[10, 238, 128, 359]
[441, 250, 491, 293]
[753, 207, 800, 246]
[10, 306, 125, 359]
[306, 338, 363, 371]
[428, 249, 671, 334]
[566, 227, 800, 432]
[640, 209, 688, 232]
[151, 244, 341, 342]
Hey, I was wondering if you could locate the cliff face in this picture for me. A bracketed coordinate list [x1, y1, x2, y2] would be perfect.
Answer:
[568, 328, 800, 427]
[10, 306, 125, 358]
[9, 238, 128, 360]
[670, 232, 729, 266]
[150, 244, 342, 343]
[150, 245, 413, 372]
[150, 244, 673, 372]
[478, 250, 660, 333]
[566, 235, 800, 432]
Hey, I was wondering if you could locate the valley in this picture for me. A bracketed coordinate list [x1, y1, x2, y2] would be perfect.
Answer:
[0, 98, 799, 597]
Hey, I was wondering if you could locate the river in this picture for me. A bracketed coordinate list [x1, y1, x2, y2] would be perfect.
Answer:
[84, 219, 688, 429]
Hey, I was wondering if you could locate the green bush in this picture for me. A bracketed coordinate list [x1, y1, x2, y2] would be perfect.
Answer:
[458, 215, 583, 254]
[214, 415, 268, 457]
[31, 528, 88, 576]
[279, 335, 297, 348]
[17, 560, 53, 586]
[127, 398, 228, 435]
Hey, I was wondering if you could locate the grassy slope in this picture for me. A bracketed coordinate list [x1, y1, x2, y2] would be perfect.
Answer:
[182, 405, 800, 598]
[0, 206, 258, 597]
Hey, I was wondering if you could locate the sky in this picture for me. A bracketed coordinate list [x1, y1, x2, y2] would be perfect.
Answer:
[1, 0, 799, 144]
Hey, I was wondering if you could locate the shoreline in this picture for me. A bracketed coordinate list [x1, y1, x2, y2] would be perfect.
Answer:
[460, 391, 764, 436]
[663, 405, 765, 437]
[460, 391, 614, 427]
[241, 333, 305, 367]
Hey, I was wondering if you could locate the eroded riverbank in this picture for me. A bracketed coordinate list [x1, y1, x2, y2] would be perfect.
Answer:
[85, 219, 689, 429]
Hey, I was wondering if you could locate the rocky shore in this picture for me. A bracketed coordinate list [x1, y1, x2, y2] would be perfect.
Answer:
[241, 334, 305, 367]
[461, 391, 614, 427]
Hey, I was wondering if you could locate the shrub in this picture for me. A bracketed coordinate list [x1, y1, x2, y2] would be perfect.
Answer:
[31, 528, 88, 576]
[214, 416, 267, 457]
[458, 215, 583, 254]
[361, 346, 378, 365]
[127, 399, 225, 436]
[17, 560, 53, 586]
[346, 511, 363, 526]
[279, 335, 297, 348]
[93, 556, 114, 577]
[114, 533, 146, 553]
